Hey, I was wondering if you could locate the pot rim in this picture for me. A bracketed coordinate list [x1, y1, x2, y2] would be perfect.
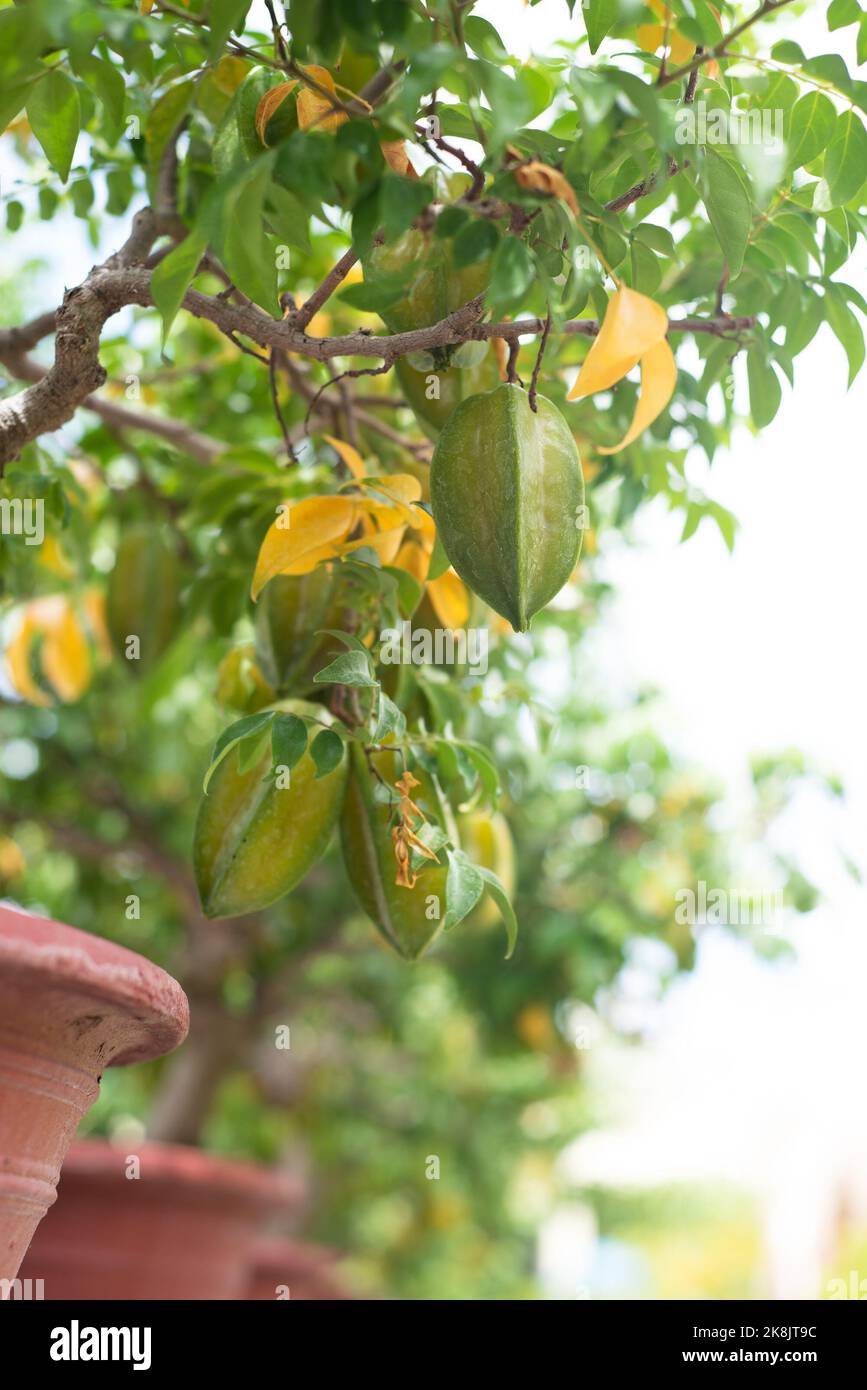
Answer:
[250, 1235, 338, 1273]
[60, 1138, 304, 1209]
[0, 902, 189, 1064]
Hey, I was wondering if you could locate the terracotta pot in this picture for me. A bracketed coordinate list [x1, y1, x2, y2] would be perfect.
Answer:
[0, 903, 189, 1283]
[21, 1139, 303, 1300]
[247, 1236, 352, 1300]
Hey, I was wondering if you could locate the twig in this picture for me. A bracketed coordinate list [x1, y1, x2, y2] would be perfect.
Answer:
[269, 349, 297, 462]
[604, 157, 681, 214]
[304, 361, 395, 433]
[428, 133, 486, 199]
[528, 309, 551, 413]
[506, 338, 522, 386]
[294, 245, 360, 331]
[658, 0, 797, 89]
[685, 51, 702, 104]
[263, 0, 288, 64]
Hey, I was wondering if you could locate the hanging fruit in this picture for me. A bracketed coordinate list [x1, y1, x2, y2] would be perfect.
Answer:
[106, 526, 181, 674]
[430, 383, 584, 632]
[340, 745, 454, 960]
[194, 701, 348, 918]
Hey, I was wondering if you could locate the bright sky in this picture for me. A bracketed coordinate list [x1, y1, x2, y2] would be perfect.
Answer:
[475, 0, 867, 1296]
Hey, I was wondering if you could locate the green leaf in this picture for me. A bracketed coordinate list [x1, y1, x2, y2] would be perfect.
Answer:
[70, 53, 125, 145]
[453, 219, 499, 269]
[443, 849, 484, 930]
[238, 725, 273, 774]
[209, 0, 252, 57]
[219, 155, 279, 313]
[476, 866, 519, 959]
[382, 564, 424, 618]
[489, 236, 535, 311]
[316, 628, 372, 655]
[584, 0, 618, 54]
[145, 80, 195, 180]
[371, 691, 407, 743]
[828, 0, 861, 30]
[380, 172, 431, 240]
[630, 239, 661, 294]
[633, 223, 676, 258]
[747, 348, 783, 428]
[313, 649, 379, 688]
[271, 713, 308, 772]
[702, 149, 751, 278]
[786, 289, 824, 356]
[203, 712, 275, 793]
[785, 91, 836, 171]
[26, 70, 81, 183]
[309, 727, 344, 778]
[825, 110, 867, 206]
[454, 740, 500, 806]
[824, 285, 865, 386]
[340, 269, 412, 312]
[0, 77, 37, 133]
[266, 184, 311, 251]
[426, 528, 451, 583]
[151, 231, 208, 349]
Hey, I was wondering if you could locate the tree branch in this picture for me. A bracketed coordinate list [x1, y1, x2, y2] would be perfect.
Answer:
[293, 245, 360, 331]
[0, 208, 757, 463]
[0, 350, 230, 464]
[0, 208, 160, 468]
[658, 0, 797, 89]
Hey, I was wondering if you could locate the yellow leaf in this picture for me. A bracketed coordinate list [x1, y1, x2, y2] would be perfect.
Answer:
[251, 495, 356, 598]
[214, 56, 250, 96]
[427, 569, 470, 628]
[82, 587, 112, 660]
[323, 434, 367, 479]
[255, 80, 298, 147]
[567, 285, 668, 400]
[380, 140, 418, 178]
[514, 161, 579, 219]
[347, 522, 407, 566]
[597, 337, 677, 455]
[636, 22, 665, 52]
[39, 535, 75, 580]
[356, 473, 424, 530]
[0, 835, 25, 880]
[139, 0, 155, 12]
[5, 615, 50, 706]
[41, 604, 91, 702]
[394, 537, 431, 585]
[297, 66, 347, 133]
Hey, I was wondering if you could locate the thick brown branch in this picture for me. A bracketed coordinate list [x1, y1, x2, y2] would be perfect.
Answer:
[0, 351, 229, 464]
[0, 208, 756, 462]
[0, 208, 159, 467]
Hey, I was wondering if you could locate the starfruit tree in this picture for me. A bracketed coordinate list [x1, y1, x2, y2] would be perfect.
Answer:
[0, 0, 863, 972]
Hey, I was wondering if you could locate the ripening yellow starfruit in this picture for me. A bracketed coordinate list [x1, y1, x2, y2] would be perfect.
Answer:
[430, 383, 584, 632]
[106, 526, 181, 674]
[254, 567, 344, 694]
[457, 810, 516, 928]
